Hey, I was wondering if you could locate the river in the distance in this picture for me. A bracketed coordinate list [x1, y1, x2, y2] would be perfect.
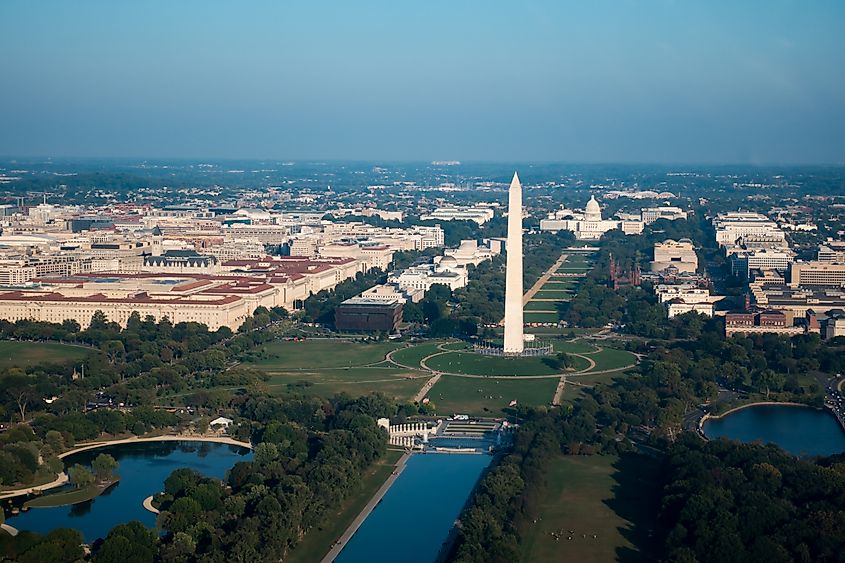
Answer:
[4, 440, 252, 542]
[703, 404, 845, 457]
[335, 453, 491, 563]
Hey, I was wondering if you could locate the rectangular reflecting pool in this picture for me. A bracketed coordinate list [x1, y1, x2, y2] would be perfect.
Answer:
[335, 453, 491, 563]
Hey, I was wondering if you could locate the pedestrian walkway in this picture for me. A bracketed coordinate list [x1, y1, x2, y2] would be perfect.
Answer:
[521, 253, 568, 305]
[0, 472, 68, 500]
[414, 373, 442, 403]
[142, 495, 160, 514]
[552, 376, 567, 406]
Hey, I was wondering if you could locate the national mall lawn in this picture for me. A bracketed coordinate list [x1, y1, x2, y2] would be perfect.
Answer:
[519, 454, 660, 563]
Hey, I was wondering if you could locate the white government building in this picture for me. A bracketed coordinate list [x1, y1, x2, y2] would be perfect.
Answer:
[713, 212, 786, 248]
[651, 239, 698, 274]
[540, 196, 643, 240]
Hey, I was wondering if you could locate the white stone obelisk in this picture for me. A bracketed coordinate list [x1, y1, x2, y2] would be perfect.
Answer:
[503, 172, 524, 355]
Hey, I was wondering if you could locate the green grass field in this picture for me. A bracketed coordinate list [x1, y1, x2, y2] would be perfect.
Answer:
[537, 290, 573, 297]
[287, 449, 406, 563]
[552, 340, 598, 354]
[524, 312, 561, 324]
[538, 288, 573, 296]
[424, 351, 561, 376]
[389, 341, 445, 369]
[265, 367, 427, 401]
[533, 290, 573, 300]
[244, 340, 401, 370]
[561, 256, 593, 267]
[524, 301, 560, 312]
[428, 375, 558, 416]
[24, 478, 120, 509]
[560, 372, 627, 402]
[583, 348, 637, 372]
[524, 327, 596, 336]
[520, 455, 659, 563]
[0, 341, 90, 369]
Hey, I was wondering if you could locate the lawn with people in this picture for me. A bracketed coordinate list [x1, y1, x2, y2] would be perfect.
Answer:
[519, 455, 659, 563]
[265, 367, 427, 402]
[243, 339, 402, 370]
[581, 348, 638, 372]
[426, 375, 558, 416]
[423, 351, 576, 376]
[389, 341, 445, 369]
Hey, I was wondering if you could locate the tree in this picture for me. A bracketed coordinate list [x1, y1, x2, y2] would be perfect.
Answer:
[2, 375, 38, 422]
[164, 468, 201, 497]
[45, 430, 65, 452]
[752, 369, 785, 399]
[61, 319, 81, 334]
[92, 453, 119, 482]
[103, 340, 126, 365]
[17, 528, 85, 563]
[89, 310, 110, 330]
[93, 521, 159, 563]
[68, 464, 95, 488]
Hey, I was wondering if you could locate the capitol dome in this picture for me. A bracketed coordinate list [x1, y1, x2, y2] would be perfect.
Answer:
[585, 196, 602, 221]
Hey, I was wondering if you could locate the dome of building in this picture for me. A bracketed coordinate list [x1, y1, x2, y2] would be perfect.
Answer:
[585, 196, 602, 221]
[440, 256, 459, 268]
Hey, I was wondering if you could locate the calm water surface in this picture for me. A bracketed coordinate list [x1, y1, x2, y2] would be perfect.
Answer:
[5, 440, 252, 542]
[703, 404, 845, 457]
[336, 453, 491, 563]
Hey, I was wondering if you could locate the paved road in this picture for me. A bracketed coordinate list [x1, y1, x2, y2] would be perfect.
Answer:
[682, 388, 744, 434]
[321, 452, 412, 563]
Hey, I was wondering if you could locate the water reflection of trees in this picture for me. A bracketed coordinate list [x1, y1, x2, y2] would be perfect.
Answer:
[69, 499, 94, 517]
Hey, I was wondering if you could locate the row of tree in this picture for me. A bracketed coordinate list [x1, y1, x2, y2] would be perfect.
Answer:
[448, 309, 845, 561]
[0, 307, 284, 487]
[659, 435, 845, 562]
[450, 400, 632, 561]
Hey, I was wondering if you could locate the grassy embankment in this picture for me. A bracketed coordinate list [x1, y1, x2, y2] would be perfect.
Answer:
[23, 478, 121, 509]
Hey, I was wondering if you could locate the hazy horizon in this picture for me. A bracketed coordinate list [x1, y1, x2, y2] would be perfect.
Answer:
[2, 1, 844, 165]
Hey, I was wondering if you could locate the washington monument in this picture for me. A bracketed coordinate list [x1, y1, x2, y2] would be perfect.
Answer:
[503, 172, 524, 354]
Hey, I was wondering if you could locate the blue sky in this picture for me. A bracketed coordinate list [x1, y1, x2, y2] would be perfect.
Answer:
[1, 0, 843, 163]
